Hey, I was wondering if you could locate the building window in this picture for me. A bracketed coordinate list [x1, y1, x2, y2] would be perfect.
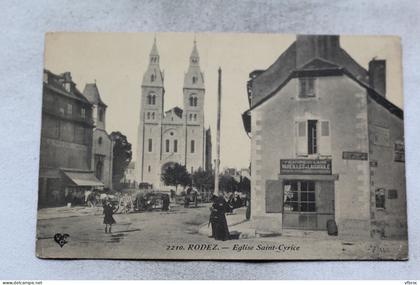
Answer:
[388, 189, 398, 199]
[308, 120, 317, 154]
[283, 180, 316, 212]
[299, 77, 316, 98]
[296, 120, 330, 156]
[190, 140, 195, 153]
[81, 108, 86, 119]
[189, 95, 198, 107]
[67, 104, 73, 115]
[148, 139, 153, 152]
[98, 137, 102, 145]
[98, 109, 104, 122]
[174, 140, 178, 153]
[375, 188, 386, 209]
[166, 139, 170, 152]
[147, 93, 156, 105]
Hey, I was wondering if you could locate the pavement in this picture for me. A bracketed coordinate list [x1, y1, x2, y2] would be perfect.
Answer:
[37, 205, 103, 220]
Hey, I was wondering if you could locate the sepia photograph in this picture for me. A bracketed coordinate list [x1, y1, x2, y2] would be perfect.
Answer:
[36, 32, 407, 260]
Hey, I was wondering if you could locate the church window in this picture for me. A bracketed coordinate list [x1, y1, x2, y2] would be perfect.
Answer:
[166, 139, 170, 152]
[152, 95, 156, 105]
[174, 140, 178, 153]
[189, 114, 193, 120]
[98, 137, 102, 145]
[299, 77, 316, 98]
[192, 76, 197, 84]
[189, 95, 198, 107]
[148, 165, 151, 172]
[194, 114, 197, 121]
[152, 112, 155, 120]
[148, 139, 153, 152]
[151, 74, 155, 82]
[147, 112, 150, 120]
[190, 140, 195, 153]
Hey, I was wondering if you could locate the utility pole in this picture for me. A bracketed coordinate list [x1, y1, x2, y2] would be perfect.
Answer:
[214, 67, 222, 196]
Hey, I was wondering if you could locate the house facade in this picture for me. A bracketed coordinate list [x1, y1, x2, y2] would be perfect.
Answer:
[136, 39, 212, 188]
[242, 35, 406, 239]
[39, 70, 103, 208]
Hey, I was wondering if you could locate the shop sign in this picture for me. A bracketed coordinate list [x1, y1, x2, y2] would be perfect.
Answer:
[280, 159, 332, 175]
[342, 151, 368, 161]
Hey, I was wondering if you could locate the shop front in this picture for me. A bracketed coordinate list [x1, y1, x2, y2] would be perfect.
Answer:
[61, 169, 104, 206]
[277, 159, 337, 231]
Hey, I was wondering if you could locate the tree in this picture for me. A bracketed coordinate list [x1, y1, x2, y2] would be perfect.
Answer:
[110, 131, 132, 190]
[219, 174, 238, 193]
[238, 177, 251, 194]
[161, 163, 191, 191]
[192, 168, 214, 192]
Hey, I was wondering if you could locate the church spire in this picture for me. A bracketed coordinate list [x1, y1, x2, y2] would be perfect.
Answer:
[142, 37, 164, 87]
[184, 37, 204, 89]
[149, 35, 160, 65]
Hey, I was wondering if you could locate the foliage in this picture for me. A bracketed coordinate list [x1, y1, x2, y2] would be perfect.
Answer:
[161, 163, 191, 190]
[191, 168, 214, 192]
[218, 174, 238, 193]
[238, 176, 251, 194]
[110, 131, 132, 190]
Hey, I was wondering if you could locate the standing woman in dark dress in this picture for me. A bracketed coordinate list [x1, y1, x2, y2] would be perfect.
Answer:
[103, 199, 118, 233]
[210, 193, 231, 241]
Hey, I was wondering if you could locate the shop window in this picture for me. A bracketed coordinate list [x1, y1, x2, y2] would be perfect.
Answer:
[148, 139, 153, 152]
[375, 188, 386, 209]
[283, 180, 316, 212]
[299, 77, 316, 98]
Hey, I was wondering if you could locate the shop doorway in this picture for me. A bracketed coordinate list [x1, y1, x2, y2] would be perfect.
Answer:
[283, 180, 334, 230]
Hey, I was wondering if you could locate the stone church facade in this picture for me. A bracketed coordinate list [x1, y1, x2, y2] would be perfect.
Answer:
[136, 39, 211, 188]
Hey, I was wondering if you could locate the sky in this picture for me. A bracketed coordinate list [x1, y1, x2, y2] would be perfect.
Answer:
[44, 32, 403, 169]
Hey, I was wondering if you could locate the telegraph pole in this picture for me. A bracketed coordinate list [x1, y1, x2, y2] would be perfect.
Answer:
[214, 67, 222, 196]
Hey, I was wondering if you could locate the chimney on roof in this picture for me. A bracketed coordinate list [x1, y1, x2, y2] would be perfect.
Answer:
[296, 35, 340, 67]
[369, 59, 386, 97]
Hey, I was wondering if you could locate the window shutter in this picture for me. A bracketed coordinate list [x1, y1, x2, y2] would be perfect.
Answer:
[265, 180, 284, 213]
[319, 121, 331, 155]
[296, 121, 307, 156]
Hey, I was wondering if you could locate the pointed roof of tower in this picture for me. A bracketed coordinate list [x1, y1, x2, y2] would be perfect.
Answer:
[83, 82, 107, 107]
[150, 36, 159, 56]
[184, 38, 204, 89]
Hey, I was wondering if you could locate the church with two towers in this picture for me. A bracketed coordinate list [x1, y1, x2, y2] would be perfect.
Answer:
[136, 38, 212, 188]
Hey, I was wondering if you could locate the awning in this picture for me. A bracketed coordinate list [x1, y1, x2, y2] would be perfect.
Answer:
[62, 170, 104, 187]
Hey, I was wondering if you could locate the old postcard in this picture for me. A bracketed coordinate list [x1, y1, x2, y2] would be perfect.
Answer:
[36, 32, 408, 260]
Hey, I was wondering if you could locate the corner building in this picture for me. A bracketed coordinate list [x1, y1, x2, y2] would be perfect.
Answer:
[136, 39, 211, 188]
[242, 35, 406, 239]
